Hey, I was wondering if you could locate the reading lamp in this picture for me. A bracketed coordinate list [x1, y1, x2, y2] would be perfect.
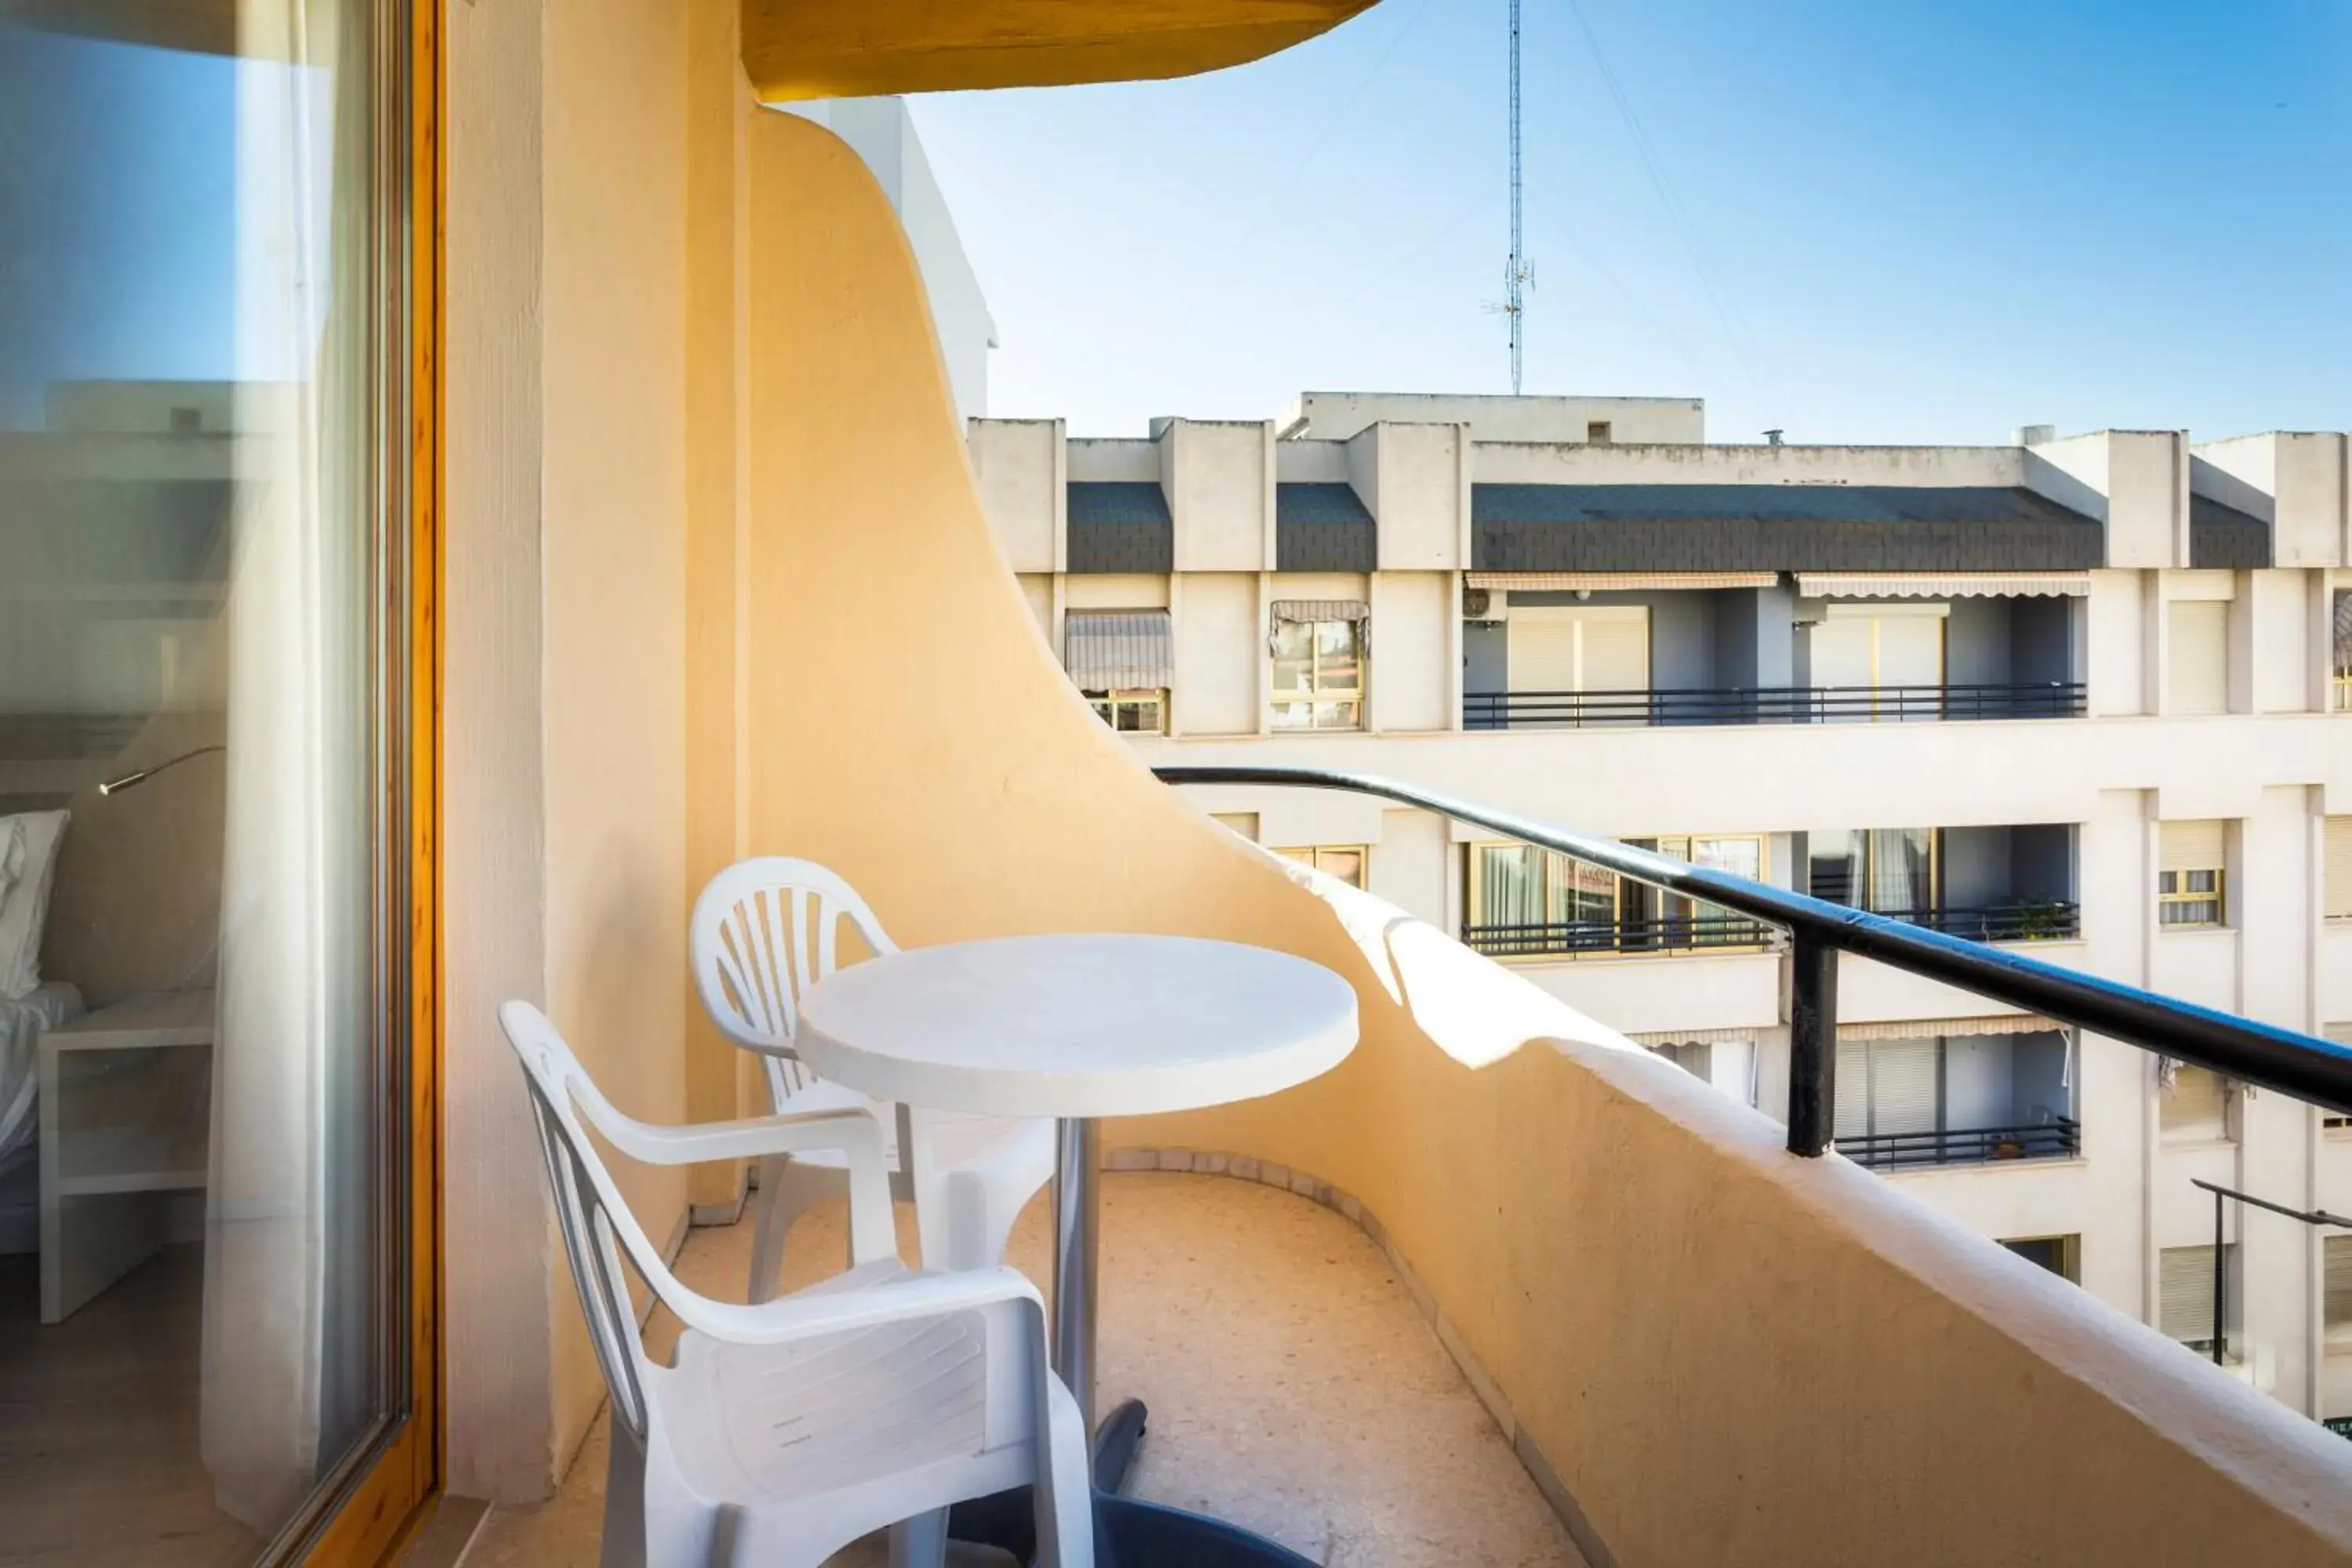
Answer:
[98, 744, 226, 797]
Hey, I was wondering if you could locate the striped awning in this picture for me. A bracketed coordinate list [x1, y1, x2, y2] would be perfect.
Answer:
[1795, 572, 2090, 599]
[1838, 1014, 2064, 1042]
[1630, 1026, 1760, 1047]
[1062, 609, 1171, 691]
[1468, 572, 1778, 592]
[1268, 597, 1370, 624]
[1268, 597, 1370, 655]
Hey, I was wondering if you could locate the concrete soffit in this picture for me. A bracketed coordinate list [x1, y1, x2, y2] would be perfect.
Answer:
[743, 0, 1377, 101]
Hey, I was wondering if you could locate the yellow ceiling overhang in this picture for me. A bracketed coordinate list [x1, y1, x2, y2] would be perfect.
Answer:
[744, 0, 1379, 102]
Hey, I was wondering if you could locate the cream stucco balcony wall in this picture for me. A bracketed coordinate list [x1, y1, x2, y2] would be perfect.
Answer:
[728, 108, 2352, 1565]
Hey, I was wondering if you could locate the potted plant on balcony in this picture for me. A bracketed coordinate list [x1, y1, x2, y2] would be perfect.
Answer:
[2013, 896, 2067, 941]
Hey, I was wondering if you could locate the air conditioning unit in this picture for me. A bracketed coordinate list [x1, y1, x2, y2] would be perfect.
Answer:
[1463, 588, 1494, 619]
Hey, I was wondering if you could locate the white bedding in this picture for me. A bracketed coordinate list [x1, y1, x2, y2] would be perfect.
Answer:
[0, 981, 85, 1168]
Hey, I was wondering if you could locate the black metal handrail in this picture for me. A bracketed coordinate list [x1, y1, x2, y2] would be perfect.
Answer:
[1463, 681, 2085, 729]
[1841, 1119, 2080, 1171]
[1156, 764, 2352, 1152]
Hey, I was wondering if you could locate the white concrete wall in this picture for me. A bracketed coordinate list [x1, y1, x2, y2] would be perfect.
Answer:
[968, 419, 1061, 574]
[1166, 419, 1273, 572]
[781, 98, 995, 423]
[1471, 440, 2029, 488]
[1171, 572, 1258, 736]
[1281, 390, 1703, 444]
[1352, 423, 1468, 570]
[1367, 571, 1449, 731]
[2199, 432, 2350, 569]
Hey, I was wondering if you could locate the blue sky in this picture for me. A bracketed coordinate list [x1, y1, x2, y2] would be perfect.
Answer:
[910, 0, 2352, 443]
[0, 27, 236, 428]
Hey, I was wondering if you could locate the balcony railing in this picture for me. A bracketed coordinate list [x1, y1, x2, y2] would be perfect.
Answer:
[1462, 681, 2086, 729]
[1156, 764, 2352, 1155]
[1461, 912, 1774, 957]
[1461, 902, 2075, 960]
[1842, 1118, 2081, 1171]
[1861, 902, 2081, 942]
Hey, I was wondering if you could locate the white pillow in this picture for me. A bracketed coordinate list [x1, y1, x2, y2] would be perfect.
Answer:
[0, 811, 69, 1001]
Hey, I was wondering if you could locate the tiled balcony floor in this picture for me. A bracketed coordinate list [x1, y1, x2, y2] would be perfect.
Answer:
[468, 1170, 1583, 1567]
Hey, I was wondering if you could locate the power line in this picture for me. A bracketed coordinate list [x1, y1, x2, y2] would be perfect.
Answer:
[1165, 0, 1436, 347]
[1563, 0, 1773, 404]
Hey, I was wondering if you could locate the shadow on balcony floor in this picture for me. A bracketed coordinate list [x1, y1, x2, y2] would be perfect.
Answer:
[467, 1171, 1582, 1567]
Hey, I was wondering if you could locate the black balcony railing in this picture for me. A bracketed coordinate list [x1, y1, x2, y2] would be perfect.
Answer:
[1462, 682, 2085, 729]
[1867, 902, 2082, 942]
[1462, 902, 2081, 959]
[1461, 913, 1775, 957]
[1841, 1119, 2081, 1171]
[1156, 764, 2352, 1157]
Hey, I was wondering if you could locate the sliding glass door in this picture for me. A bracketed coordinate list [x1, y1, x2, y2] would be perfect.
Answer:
[0, 2, 433, 1561]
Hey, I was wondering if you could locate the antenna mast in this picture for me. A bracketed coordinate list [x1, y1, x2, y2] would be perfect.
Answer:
[1505, 0, 1526, 394]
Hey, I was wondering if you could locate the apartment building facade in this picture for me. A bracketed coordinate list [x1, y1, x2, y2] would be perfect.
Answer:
[971, 391, 2352, 1421]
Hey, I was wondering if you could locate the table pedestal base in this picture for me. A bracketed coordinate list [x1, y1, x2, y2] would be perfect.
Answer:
[946, 1396, 1312, 1566]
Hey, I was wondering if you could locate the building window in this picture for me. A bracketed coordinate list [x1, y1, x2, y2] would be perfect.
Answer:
[1465, 843, 1615, 954]
[1277, 845, 1365, 889]
[2326, 816, 2352, 922]
[1084, 688, 1167, 734]
[2002, 1235, 2081, 1285]
[1657, 1039, 1758, 1106]
[2158, 819, 2227, 927]
[1464, 837, 1766, 956]
[1270, 615, 1364, 731]
[1505, 605, 1650, 713]
[1624, 835, 1766, 947]
[1063, 609, 1172, 733]
[1806, 603, 1947, 720]
[2166, 598, 2230, 716]
[1806, 827, 1936, 918]
[2327, 1236, 2352, 1349]
[2160, 1243, 2236, 1357]
[2329, 588, 2350, 713]
[1586, 420, 1613, 445]
[2160, 1061, 2235, 1142]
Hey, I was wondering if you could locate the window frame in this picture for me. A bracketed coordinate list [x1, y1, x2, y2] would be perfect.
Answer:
[2156, 866, 2226, 928]
[1270, 616, 1365, 731]
[2326, 1234, 2352, 1350]
[2158, 1061, 2238, 1142]
[1463, 834, 1769, 959]
[1806, 827, 1941, 921]
[1276, 844, 1367, 890]
[1083, 686, 1167, 735]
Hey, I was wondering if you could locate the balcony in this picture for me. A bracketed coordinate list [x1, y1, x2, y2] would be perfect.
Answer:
[474, 1170, 1584, 1565]
[1463, 681, 2086, 729]
[1842, 1117, 2081, 1171]
[422, 104, 2352, 1568]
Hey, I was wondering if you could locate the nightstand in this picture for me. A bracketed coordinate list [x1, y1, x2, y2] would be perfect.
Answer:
[37, 989, 215, 1323]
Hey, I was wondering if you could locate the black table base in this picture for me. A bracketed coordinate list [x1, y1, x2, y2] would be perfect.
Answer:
[944, 1397, 1316, 1567]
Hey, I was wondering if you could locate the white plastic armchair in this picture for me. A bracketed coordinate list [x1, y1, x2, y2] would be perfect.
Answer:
[690, 858, 1056, 1298]
[500, 1002, 1093, 1568]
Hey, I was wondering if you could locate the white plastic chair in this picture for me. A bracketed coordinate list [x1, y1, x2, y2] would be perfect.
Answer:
[690, 858, 1056, 1298]
[501, 1001, 1094, 1568]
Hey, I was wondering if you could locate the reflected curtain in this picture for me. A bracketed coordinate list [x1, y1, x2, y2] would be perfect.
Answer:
[199, 0, 373, 1535]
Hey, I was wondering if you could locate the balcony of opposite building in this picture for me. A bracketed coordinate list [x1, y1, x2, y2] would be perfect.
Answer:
[1464, 579, 2084, 731]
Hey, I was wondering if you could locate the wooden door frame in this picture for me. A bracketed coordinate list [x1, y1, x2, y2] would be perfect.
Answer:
[300, 0, 445, 1558]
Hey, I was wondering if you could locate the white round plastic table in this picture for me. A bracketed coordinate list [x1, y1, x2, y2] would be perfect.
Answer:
[794, 931, 1359, 1526]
